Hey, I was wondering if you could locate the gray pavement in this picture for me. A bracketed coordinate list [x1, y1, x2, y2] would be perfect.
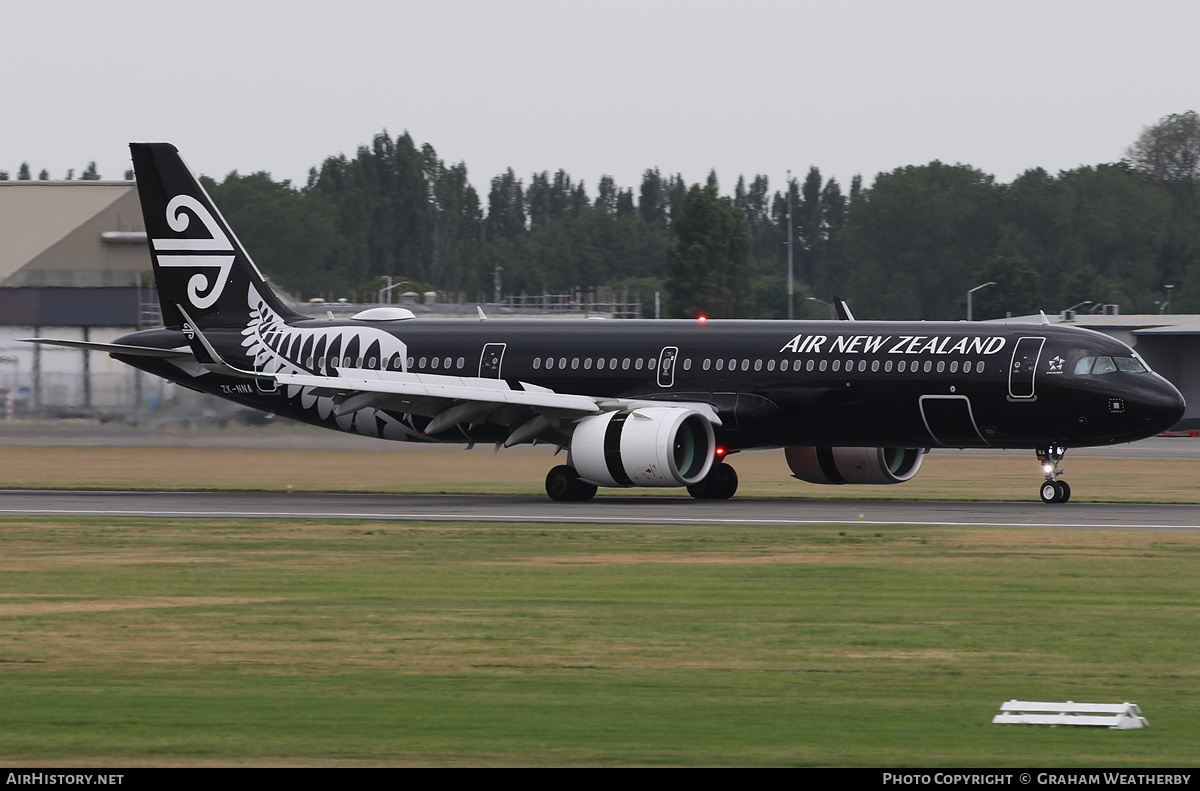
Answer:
[2, 489, 1198, 529]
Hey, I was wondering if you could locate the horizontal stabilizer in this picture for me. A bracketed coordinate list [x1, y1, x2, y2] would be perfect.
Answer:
[20, 338, 192, 359]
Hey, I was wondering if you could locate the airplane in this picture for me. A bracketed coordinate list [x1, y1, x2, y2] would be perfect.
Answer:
[25, 143, 1187, 504]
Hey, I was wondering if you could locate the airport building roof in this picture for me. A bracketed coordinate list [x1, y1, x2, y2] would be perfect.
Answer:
[995, 312, 1200, 333]
[0, 181, 150, 288]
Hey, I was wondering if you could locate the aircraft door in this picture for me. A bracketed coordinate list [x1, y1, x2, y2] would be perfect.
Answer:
[919, 395, 989, 447]
[479, 343, 505, 379]
[252, 326, 280, 392]
[657, 346, 679, 387]
[1008, 337, 1045, 399]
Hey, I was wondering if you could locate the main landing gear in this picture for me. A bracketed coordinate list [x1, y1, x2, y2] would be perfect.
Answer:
[545, 465, 598, 502]
[687, 462, 738, 500]
[1037, 445, 1071, 503]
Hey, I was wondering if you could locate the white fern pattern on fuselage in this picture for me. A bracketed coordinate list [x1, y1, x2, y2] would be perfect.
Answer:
[237, 285, 429, 441]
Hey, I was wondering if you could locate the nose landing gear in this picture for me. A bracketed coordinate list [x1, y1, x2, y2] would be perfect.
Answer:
[1036, 445, 1071, 503]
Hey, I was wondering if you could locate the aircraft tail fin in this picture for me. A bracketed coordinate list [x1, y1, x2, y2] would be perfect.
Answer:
[129, 143, 304, 330]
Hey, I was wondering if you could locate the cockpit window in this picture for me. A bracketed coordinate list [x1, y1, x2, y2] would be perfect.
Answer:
[1074, 357, 1094, 375]
[1092, 356, 1116, 374]
[1115, 356, 1147, 372]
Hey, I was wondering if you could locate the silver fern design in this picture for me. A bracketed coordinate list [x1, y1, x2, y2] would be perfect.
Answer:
[238, 285, 428, 440]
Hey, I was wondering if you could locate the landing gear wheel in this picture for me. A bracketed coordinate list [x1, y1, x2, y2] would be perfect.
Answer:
[1038, 479, 1072, 504]
[545, 465, 597, 502]
[687, 464, 738, 500]
[1035, 445, 1071, 504]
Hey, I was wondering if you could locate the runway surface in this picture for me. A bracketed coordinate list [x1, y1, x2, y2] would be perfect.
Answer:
[3, 489, 1199, 529]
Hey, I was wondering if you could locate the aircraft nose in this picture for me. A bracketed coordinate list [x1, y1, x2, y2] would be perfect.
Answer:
[1140, 375, 1187, 432]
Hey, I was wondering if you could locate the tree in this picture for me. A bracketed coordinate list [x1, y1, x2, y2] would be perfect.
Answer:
[17, 163, 30, 180]
[1125, 112, 1200, 309]
[1126, 111, 1200, 184]
[665, 185, 752, 318]
[966, 256, 1044, 320]
[422, 144, 482, 296]
[639, 168, 667, 227]
[202, 171, 339, 299]
[841, 162, 1001, 319]
[485, 168, 525, 241]
[307, 130, 434, 289]
[80, 162, 100, 180]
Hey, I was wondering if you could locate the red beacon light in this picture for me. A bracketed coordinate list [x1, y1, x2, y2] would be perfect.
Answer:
[698, 315, 707, 323]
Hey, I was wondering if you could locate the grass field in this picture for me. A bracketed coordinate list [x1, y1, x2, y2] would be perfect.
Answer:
[3, 444, 1200, 502]
[1, 516, 1198, 766]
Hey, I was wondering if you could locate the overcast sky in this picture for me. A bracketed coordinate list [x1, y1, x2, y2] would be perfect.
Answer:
[4, 0, 1198, 197]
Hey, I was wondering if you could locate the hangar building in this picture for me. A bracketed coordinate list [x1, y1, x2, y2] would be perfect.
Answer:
[0, 180, 162, 415]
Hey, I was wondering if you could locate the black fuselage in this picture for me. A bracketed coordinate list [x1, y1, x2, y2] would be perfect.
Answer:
[116, 317, 1186, 452]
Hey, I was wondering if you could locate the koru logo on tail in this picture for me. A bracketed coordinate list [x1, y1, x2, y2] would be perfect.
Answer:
[152, 195, 235, 309]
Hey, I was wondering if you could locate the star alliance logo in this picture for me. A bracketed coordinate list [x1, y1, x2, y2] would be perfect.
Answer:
[1047, 355, 1065, 374]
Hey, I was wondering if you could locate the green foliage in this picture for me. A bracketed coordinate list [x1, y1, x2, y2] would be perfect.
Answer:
[665, 185, 752, 318]
[842, 162, 1001, 319]
[1126, 110, 1200, 184]
[966, 256, 1044, 320]
[129, 111, 1200, 316]
[202, 172, 340, 299]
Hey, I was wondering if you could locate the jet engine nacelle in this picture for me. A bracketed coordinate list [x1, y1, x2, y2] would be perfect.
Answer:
[571, 407, 716, 487]
[785, 446, 926, 485]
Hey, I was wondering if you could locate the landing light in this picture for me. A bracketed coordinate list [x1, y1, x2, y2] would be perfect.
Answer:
[1043, 464, 1053, 474]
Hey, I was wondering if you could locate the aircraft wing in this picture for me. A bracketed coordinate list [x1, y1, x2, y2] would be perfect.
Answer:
[272, 367, 721, 444]
[274, 369, 603, 414]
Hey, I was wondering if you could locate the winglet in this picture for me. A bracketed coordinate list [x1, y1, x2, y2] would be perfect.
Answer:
[477, 306, 488, 321]
[1040, 310, 1050, 326]
[833, 297, 856, 321]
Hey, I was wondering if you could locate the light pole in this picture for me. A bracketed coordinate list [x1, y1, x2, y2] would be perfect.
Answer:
[786, 169, 794, 320]
[967, 281, 996, 322]
[807, 297, 835, 320]
[1165, 284, 1175, 314]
